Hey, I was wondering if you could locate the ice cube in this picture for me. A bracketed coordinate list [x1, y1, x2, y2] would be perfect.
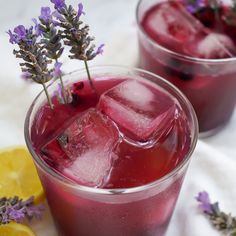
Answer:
[192, 32, 235, 59]
[98, 80, 177, 142]
[143, 1, 207, 52]
[42, 108, 120, 187]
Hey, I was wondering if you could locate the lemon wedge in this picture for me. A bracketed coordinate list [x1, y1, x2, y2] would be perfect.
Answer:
[0, 146, 45, 203]
[0, 222, 36, 236]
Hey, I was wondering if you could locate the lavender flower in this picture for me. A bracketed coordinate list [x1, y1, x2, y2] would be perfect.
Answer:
[9, 0, 105, 107]
[7, 30, 17, 44]
[53, 61, 63, 78]
[77, 3, 85, 19]
[8, 23, 54, 109]
[96, 44, 105, 56]
[8, 25, 52, 84]
[37, 6, 66, 103]
[50, 0, 66, 11]
[7, 25, 28, 44]
[32, 18, 43, 36]
[7, 207, 25, 223]
[0, 196, 44, 225]
[56, 2, 104, 61]
[196, 191, 213, 214]
[21, 72, 33, 82]
[14, 25, 27, 40]
[24, 196, 44, 220]
[185, 0, 205, 13]
[39, 7, 53, 23]
[52, 10, 65, 21]
[54, 2, 104, 91]
[38, 7, 64, 61]
[196, 191, 236, 234]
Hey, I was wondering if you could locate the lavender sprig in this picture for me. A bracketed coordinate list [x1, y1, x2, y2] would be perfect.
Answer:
[0, 196, 44, 225]
[185, 0, 205, 13]
[196, 191, 236, 235]
[51, 0, 104, 91]
[8, 1, 105, 107]
[7, 25, 54, 109]
[35, 7, 68, 104]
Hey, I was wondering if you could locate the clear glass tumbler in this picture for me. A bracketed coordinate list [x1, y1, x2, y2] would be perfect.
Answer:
[25, 66, 198, 236]
[136, 0, 236, 136]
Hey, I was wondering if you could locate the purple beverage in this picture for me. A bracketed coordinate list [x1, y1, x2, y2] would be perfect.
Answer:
[25, 66, 198, 236]
[137, 0, 236, 135]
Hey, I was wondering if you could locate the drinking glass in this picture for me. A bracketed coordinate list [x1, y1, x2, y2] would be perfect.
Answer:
[137, 0, 236, 136]
[25, 66, 198, 236]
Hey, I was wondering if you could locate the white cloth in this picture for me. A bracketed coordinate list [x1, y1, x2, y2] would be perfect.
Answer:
[0, 1, 235, 235]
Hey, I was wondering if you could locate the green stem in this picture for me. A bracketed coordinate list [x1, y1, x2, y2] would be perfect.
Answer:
[42, 83, 53, 110]
[84, 60, 96, 92]
[55, 59, 67, 104]
[59, 75, 67, 103]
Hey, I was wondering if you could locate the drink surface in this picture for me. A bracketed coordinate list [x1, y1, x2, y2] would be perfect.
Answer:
[31, 77, 191, 189]
[141, 1, 236, 59]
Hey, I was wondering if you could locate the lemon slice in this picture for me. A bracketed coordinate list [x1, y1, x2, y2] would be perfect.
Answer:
[0, 146, 45, 203]
[0, 223, 36, 236]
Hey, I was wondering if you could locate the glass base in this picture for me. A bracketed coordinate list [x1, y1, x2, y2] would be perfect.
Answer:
[199, 122, 227, 139]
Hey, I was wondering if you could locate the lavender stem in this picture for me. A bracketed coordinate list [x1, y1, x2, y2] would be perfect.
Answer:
[84, 59, 96, 92]
[42, 83, 53, 110]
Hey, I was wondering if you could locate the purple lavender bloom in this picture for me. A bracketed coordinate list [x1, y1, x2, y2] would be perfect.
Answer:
[7, 30, 18, 44]
[50, 0, 66, 11]
[186, 4, 196, 13]
[186, 0, 205, 13]
[52, 10, 65, 21]
[7, 207, 25, 223]
[77, 3, 85, 19]
[196, 191, 213, 214]
[39, 7, 52, 23]
[96, 44, 105, 55]
[53, 61, 63, 78]
[7, 25, 34, 44]
[14, 25, 27, 39]
[26, 204, 45, 220]
[21, 72, 33, 82]
[7, 25, 27, 44]
[32, 18, 43, 36]
[22, 196, 44, 221]
[0, 196, 44, 224]
[53, 83, 64, 103]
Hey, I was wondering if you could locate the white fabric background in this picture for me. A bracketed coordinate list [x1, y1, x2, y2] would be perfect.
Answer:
[0, 0, 235, 235]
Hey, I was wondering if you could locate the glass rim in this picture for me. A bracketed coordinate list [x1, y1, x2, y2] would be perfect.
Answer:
[136, 0, 236, 64]
[24, 65, 198, 195]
